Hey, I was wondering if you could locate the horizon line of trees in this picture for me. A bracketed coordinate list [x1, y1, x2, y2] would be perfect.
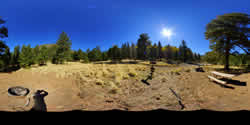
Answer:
[2, 12, 249, 72]
[106, 34, 201, 63]
[0, 31, 201, 71]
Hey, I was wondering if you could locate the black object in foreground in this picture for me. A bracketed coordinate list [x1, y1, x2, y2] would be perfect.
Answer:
[30, 90, 48, 112]
[8, 86, 30, 96]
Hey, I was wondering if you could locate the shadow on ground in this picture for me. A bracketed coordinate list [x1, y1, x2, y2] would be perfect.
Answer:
[0, 66, 20, 73]
[30, 90, 48, 112]
[141, 65, 155, 86]
[212, 81, 235, 89]
[215, 68, 250, 75]
[220, 78, 247, 86]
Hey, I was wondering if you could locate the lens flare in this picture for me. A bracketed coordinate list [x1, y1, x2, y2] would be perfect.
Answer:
[161, 28, 173, 38]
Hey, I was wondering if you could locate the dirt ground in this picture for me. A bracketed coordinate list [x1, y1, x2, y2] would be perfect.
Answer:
[0, 62, 249, 112]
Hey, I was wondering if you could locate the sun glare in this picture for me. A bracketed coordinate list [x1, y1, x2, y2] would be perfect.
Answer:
[161, 28, 173, 38]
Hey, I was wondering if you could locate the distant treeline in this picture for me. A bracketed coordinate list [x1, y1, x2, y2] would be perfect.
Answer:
[1, 12, 249, 71]
[0, 31, 201, 71]
[86, 34, 201, 63]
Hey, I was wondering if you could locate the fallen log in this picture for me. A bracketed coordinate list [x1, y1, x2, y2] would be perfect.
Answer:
[210, 71, 235, 79]
[208, 75, 226, 84]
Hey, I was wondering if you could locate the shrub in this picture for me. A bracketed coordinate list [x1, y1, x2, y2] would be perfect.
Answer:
[184, 69, 191, 72]
[123, 75, 129, 79]
[128, 72, 137, 77]
[109, 88, 119, 94]
[96, 79, 104, 85]
[171, 68, 182, 75]
[161, 78, 167, 82]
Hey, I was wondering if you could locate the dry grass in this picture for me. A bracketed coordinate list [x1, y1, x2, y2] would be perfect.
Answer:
[27, 61, 151, 88]
[202, 65, 245, 73]
[6, 61, 250, 111]
[203, 65, 243, 69]
[138, 60, 175, 67]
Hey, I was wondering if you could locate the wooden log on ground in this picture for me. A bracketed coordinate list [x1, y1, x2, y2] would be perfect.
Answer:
[210, 71, 235, 78]
[208, 75, 226, 84]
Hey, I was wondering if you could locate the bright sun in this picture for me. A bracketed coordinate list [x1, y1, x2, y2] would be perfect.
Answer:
[161, 28, 173, 38]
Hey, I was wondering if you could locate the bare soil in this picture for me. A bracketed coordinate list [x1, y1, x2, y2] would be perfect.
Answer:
[0, 62, 249, 111]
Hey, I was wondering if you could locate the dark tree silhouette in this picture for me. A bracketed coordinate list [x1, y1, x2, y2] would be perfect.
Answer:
[53, 32, 72, 64]
[137, 33, 151, 60]
[205, 13, 250, 70]
[0, 17, 8, 58]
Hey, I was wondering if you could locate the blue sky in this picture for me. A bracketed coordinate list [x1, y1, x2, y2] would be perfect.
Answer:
[1, 0, 249, 54]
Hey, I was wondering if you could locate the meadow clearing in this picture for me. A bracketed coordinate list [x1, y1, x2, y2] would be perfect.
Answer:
[0, 60, 249, 111]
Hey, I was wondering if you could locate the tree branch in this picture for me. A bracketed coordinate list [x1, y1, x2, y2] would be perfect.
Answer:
[236, 44, 250, 55]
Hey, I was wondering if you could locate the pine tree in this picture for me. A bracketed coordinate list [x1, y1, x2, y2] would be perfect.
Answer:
[121, 43, 127, 59]
[88, 46, 102, 61]
[174, 50, 179, 61]
[77, 49, 84, 61]
[72, 50, 79, 61]
[186, 48, 193, 62]
[166, 44, 173, 60]
[47, 44, 57, 61]
[129, 43, 133, 59]
[126, 42, 130, 59]
[102, 51, 108, 61]
[179, 40, 188, 62]
[33, 45, 40, 64]
[37, 46, 49, 65]
[149, 43, 157, 60]
[157, 41, 163, 60]
[198, 54, 201, 61]
[0, 17, 8, 70]
[2, 47, 11, 71]
[131, 43, 137, 60]
[96, 46, 102, 61]
[53, 32, 72, 64]
[108, 45, 121, 62]
[81, 51, 89, 63]
[137, 33, 151, 60]
[11, 45, 20, 67]
[205, 13, 249, 70]
[0, 17, 8, 57]
[19, 45, 34, 67]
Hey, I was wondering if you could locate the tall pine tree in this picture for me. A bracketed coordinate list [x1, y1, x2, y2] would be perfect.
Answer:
[53, 32, 72, 64]
[11, 45, 20, 67]
[137, 33, 151, 60]
[19, 45, 34, 67]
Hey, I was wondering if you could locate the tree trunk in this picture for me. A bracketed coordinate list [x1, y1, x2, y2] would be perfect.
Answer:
[225, 50, 229, 70]
[224, 40, 230, 71]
